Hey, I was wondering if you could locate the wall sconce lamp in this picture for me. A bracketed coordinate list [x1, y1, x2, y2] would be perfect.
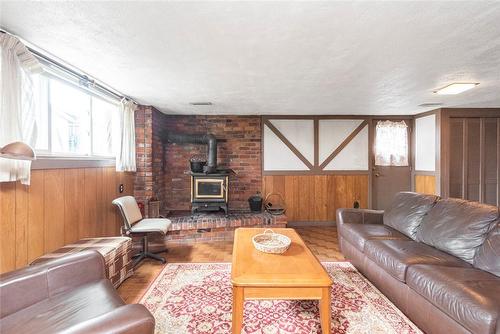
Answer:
[0, 141, 36, 160]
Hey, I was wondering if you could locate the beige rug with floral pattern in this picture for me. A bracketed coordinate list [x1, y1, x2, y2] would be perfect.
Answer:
[140, 262, 422, 334]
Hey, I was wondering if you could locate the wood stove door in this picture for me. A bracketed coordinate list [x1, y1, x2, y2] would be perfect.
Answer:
[192, 177, 227, 201]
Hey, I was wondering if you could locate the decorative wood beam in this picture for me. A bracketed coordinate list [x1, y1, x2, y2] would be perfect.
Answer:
[264, 119, 314, 170]
[479, 118, 485, 203]
[314, 118, 319, 168]
[497, 118, 500, 207]
[319, 121, 368, 170]
[462, 119, 468, 199]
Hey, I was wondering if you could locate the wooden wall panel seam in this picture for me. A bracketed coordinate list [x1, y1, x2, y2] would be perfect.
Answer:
[498, 119, 500, 207]
[462, 119, 468, 199]
[479, 119, 485, 203]
[0, 182, 16, 272]
[14, 182, 28, 269]
[27, 170, 45, 263]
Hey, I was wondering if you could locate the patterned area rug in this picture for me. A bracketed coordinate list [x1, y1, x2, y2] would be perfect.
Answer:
[140, 262, 422, 334]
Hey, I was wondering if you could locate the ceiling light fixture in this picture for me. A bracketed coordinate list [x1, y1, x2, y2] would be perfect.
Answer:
[434, 83, 479, 95]
[190, 102, 213, 106]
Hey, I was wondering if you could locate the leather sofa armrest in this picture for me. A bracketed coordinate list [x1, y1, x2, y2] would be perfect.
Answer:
[0, 250, 106, 318]
[63, 304, 155, 334]
[45, 250, 107, 296]
[336, 208, 384, 229]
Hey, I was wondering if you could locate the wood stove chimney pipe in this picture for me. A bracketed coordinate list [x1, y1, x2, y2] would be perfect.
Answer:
[161, 132, 217, 173]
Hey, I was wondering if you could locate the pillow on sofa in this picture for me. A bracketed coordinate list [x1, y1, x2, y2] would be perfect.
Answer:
[383, 192, 439, 240]
[473, 222, 500, 277]
[416, 198, 499, 263]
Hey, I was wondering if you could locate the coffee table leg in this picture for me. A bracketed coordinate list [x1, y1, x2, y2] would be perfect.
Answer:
[319, 287, 331, 334]
[232, 286, 244, 334]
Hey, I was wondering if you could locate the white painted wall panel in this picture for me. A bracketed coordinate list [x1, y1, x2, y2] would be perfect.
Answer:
[325, 125, 369, 170]
[263, 125, 308, 170]
[415, 115, 436, 171]
[270, 119, 314, 164]
[318, 120, 363, 164]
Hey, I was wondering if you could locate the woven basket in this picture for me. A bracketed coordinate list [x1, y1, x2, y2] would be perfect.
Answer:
[252, 229, 291, 254]
[264, 193, 286, 215]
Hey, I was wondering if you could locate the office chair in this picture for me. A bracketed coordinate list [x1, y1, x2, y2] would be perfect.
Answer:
[112, 196, 171, 265]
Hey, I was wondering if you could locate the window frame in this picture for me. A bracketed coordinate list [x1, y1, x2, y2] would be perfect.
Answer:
[34, 71, 121, 160]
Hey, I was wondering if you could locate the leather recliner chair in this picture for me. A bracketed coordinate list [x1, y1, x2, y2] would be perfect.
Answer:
[0, 250, 155, 334]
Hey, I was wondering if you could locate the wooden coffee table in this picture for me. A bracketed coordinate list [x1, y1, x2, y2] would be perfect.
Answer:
[231, 228, 333, 334]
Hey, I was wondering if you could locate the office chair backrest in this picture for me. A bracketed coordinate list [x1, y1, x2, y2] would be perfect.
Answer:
[112, 196, 143, 231]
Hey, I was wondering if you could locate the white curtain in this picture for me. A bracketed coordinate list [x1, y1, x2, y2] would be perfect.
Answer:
[116, 98, 137, 172]
[0, 33, 41, 185]
[375, 120, 409, 167]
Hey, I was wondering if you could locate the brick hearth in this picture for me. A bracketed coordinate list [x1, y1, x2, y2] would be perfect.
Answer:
[165, 211, 287, 243]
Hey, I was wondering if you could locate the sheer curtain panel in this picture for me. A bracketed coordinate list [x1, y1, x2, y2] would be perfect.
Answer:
[0, 33, 41, 185]
[116, 98, 137, 172]
[374, 120, 409, 167]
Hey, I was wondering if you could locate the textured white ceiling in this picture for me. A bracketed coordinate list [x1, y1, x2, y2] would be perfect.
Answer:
[1, 1, 500, 115]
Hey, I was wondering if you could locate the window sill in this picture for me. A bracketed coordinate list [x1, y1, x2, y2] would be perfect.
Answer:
[32, 156, 116, 169]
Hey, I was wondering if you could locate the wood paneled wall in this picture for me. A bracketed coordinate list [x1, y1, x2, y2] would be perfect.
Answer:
[415, 175, 437, 195]
[262, 175, 369, 222]
[0, 167, 134, 274]
[446, 117, 499, 205]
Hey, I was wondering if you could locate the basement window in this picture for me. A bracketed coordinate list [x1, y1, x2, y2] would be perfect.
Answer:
[33, 74, 120, 159]
[374, 120, 409, 166]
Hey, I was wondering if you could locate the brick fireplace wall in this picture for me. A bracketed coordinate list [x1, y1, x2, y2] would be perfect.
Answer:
[134, 105, 171, 215]
[161, 115, 262, 211]
[134, 106, 153, 213]
[134, 106, 262, 214]
[152, 109, 169, 210]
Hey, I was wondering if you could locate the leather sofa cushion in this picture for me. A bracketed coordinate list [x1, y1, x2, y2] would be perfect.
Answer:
[364, 239, 469, 282]
[383, 192, 438, 240]
[416, 198, 499, 263]
[340, 223, 410, 251]
[474, 222, 500, 277]
[407, 264, 500, 334]
[336, 208, 384, 228]
[0, 280, 124, 334]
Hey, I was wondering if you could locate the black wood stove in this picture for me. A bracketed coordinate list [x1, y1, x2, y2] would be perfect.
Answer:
[190, 169, 231, 215]
[161, 131, 233, 215]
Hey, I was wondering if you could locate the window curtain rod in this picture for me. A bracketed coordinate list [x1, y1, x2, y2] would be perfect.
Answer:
[0, 29, 136, 104]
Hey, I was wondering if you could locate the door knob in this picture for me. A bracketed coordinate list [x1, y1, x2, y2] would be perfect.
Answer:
[374, 173, 380, 177]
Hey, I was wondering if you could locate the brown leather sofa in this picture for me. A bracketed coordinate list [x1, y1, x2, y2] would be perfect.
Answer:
[0, 250, 154, 334]
[337, 192, 500, 334]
